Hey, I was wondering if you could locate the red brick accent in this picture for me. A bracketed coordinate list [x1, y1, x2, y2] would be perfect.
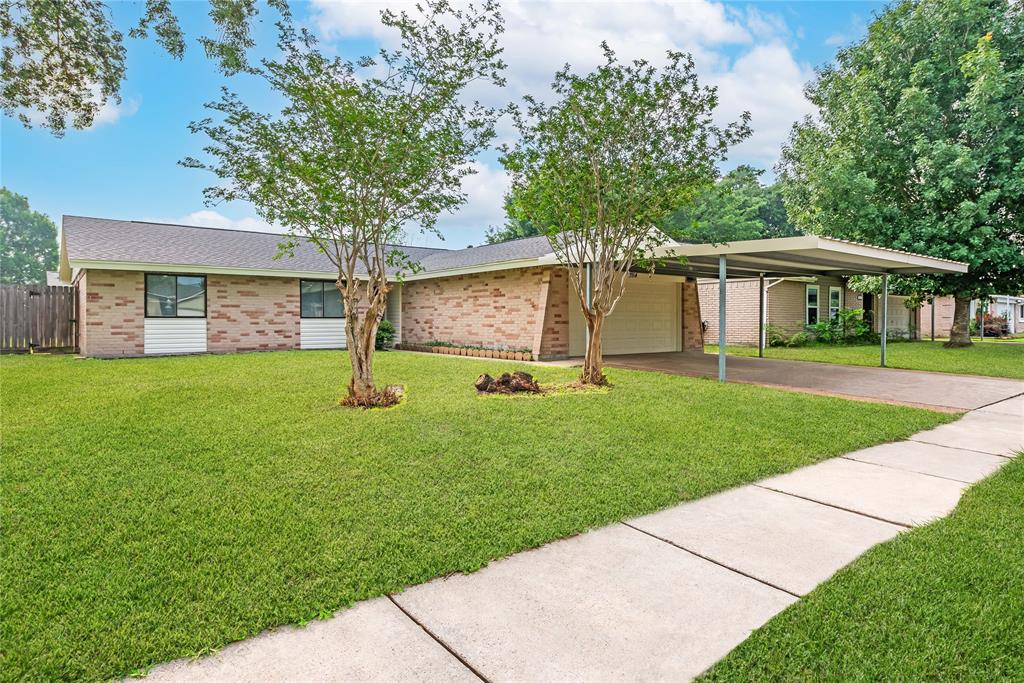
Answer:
[79, 269, 145, 357]
[401, 266, 554, 353]
[681, 278, 704, 351]
[538, 268, 570, 359]
[207, 275, 300, 352]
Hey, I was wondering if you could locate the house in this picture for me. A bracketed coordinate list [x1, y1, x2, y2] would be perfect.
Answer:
[698, 276, 922, 345]
[58, 216, 705, 359]
[921, 294, 1024, 337]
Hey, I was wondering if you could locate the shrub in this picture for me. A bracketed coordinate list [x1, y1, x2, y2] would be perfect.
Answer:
[807, 308, 878, 345]
[767, 325, 810, 347]
[375, 319, 396, 350]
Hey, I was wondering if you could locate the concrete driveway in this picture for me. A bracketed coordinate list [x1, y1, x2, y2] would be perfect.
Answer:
[605, 351, 1024, 411]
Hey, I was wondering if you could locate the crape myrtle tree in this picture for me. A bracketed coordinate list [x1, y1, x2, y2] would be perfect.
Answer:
[1, 0, 286, 136]
[780, 0, 1024, 347]
[502, 44, 750, 385]
[184, 0, 506, 406]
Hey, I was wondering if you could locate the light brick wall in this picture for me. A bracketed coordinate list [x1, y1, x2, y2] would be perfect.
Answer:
[698, 278, 763, 345]
[80, 269, 145, 357]
[401, 266, 553, 353]
[538, 268, 570, 359]
[207, 275, 300, 352]
[681, 279, 704, 351]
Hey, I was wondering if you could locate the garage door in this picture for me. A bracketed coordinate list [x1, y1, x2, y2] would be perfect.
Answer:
[569, 276, 682, 356]
[885, 296, 912, 338]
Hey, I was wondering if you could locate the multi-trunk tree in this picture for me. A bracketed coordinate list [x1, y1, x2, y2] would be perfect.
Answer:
[780, 0, 1024, 346]
[185, 0, 506, 406]
[0, 187, 57, 284]
[502, 44, 750, 384]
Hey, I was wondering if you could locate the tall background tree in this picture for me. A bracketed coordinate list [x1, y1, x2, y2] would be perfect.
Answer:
[0, 188, 57, 284]
[185, 0, 505, 406]
[503, 44, 750, 384]
[780, 0, 1024, 346]
[1, 0, 286, 136]
[665, 164, 798, 243]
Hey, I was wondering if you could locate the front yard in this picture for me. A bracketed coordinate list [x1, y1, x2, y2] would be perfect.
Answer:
[704, 454, 1024, 680]
[1, 351, 952, 680]
[708, 340, 1024, 380]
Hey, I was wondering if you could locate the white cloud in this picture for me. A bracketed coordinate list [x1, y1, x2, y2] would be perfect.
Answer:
[162, 210, 283, 234]
[92, 95, 139, 127]
[307, 0, 814, 241]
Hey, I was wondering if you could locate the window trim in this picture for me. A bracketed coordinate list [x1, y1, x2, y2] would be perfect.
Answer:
[144, 273, 207, 319]
[828, 286, 842, 320]
[299, 279, 345, 319]
[805, 284, 820, 325]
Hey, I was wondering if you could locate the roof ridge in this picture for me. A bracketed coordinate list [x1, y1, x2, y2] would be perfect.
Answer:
[62, 215, 451, 252]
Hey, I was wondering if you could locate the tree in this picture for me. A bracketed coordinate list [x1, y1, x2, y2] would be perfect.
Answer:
[665, 165, 799, 243]
[1, 0, 286, 136]
[502, 44, 750, 385]
[0, 188, 57, 284]
[780, 0, 1024, 347]
[184, 0, 505, 406]
[484, 218, 539, 244]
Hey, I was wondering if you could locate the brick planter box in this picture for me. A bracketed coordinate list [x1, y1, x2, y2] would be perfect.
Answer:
[396, 343, 533, 362]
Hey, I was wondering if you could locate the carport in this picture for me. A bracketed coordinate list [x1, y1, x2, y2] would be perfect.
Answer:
[642, 235, 969, 381]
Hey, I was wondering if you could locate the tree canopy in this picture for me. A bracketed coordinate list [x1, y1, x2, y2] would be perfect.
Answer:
[502, 43, 750, 383]
[184, 0, 505, 404]
[0, 188, 57, 284]
[665, 165, 799, 243]
[1, 0, 286, 136]
[780, 0, 1024, 342]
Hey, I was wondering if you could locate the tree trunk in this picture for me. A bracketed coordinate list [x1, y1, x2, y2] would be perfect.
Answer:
[944, 296, 973, 348]
[342, 284, 390, 406]
[581, 313, 608, 385]
[347, 322, 377, 401]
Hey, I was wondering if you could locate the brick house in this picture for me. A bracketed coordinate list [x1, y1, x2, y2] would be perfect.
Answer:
[920, 294, 1024, 337]
[59, 216, 705, 359]
[698, 276, 923, 345]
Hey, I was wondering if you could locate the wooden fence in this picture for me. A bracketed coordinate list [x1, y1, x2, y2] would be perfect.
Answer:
[1, 284, 77, 352]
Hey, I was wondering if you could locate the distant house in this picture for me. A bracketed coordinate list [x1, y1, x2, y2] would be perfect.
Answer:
[921, 295, 1024, 337]
[698, 276, 921, 345]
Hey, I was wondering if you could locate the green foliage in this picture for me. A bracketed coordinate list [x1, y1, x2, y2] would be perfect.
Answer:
[780, 0, 1024, 302]
[807, 308, 877, 344]
[0, 351, 951, 680]
[484, 218, 540, 244]
[0, 188, 57, 284]
[766, 325, 810, 348]
[0, 0, 286, 136]
[704, 456, 1024, 681]
[375, 319, 396, 350]
[665, 165, 799, 243]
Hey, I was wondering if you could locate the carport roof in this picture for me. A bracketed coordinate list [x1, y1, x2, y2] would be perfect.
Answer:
[646, 235, 968, 278]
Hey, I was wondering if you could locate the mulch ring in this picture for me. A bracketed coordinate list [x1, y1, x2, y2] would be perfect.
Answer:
[474, 371, 608, 397]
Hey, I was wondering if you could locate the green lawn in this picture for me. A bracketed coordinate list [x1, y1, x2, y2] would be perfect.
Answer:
[1, 351, 952, 681]
[703, 454, 1024, 681]
[706, 340, 1024, 380]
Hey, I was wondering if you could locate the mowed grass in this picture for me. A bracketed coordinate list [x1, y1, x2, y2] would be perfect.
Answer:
[1, 351, 953, 681]
[703, 455, 1024, 681]
[707, 340, 1024, 380]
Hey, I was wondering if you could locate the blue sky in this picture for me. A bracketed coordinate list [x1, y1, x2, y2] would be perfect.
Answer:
[1, 0, 886, 248]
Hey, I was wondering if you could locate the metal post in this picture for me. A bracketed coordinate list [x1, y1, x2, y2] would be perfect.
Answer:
[719, 255, 727, 382]
[758, 272, 765, 358]
[930, 298, 935, 342]
[880, 273, 889, 367]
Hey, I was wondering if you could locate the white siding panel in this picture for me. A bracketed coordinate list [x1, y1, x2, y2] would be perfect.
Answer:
[301, 318, 346, 349]
[385, 286, 402, 345]
[144, 318, 207, 355]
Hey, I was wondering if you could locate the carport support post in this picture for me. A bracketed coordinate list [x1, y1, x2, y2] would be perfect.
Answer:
[718, 255, 727, 382]
[880, 273, 889, 367]
[757, 272, 765, 358]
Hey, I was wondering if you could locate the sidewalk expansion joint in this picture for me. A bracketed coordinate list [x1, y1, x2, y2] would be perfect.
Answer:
[752, 484, 913, 529]
[619, 521, 802, 599]
[908, 438, 1015, 459]
[387, 595, 491, 683]
[971, 391, 1024, 411]
[838, 456, 973, 484]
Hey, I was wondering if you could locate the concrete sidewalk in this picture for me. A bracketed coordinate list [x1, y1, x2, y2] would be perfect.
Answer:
[143, 395, 1023, 683]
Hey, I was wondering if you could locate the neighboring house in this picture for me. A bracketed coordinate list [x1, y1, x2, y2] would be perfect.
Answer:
[698, 276, 921, 345]
[58, 216, 705, 359]
[920, 295, 1024, 337]
[45, 271, 71, 287]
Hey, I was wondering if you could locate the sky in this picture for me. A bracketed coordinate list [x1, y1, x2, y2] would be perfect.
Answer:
[1, 0, 886, 249]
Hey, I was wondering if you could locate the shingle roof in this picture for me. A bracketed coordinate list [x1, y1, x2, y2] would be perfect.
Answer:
[62, 216, 551, 277]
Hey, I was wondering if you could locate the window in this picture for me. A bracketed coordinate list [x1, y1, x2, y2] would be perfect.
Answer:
[829, 286, 842, 319]
[145, 274, 206, 317]
[806, 284, 819, 325]
[300, 280, 344, 318]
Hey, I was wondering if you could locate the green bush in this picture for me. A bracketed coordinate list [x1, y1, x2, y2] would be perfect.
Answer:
[807, 308, 878, 345]
[767, 325, 811, 348]
[375, 319, 396, 350]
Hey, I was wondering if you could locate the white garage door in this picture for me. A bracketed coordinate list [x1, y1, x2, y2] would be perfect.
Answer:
[569, 276, 682, 356]
[884, 295, 912, 338]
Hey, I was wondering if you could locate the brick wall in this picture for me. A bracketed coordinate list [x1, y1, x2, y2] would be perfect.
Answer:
[698, 278, 763, 345]
[538, 268, 570, 359]
[681, 279, 704, 350]
[401, 266, 552, 353]
[80, 269, 145, 357]
[207, 275, 300, 352]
